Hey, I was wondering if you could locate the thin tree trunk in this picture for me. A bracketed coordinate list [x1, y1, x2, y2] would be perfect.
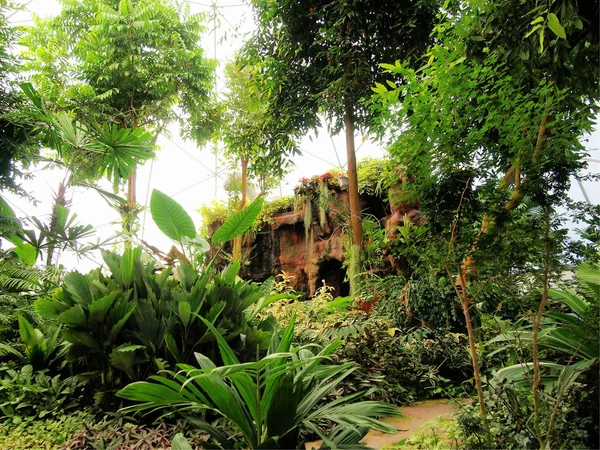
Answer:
[46, 180, 68, 266]
[344, 106, 362, 247]
[127, 114, 138, 207]
[533, 208, 552, 447]
[447, 264, 486, 418]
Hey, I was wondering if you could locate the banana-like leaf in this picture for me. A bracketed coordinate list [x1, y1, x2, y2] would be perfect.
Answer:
[212, 198, 264, 243]
[150, 189, 196, 241]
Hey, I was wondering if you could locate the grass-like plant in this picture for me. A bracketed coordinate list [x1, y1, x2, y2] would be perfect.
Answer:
[117, 317, 400, 449]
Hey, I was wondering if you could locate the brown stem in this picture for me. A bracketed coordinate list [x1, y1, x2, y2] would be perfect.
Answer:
[532, 208, 551, 447]
[446, 264, 486, 418]
[344, 105, 362, 247]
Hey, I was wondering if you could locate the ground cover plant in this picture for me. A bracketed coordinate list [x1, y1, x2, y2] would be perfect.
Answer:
[0, 0, 598, 448]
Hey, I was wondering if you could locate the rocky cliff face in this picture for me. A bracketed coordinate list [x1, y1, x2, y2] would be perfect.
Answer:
[213, 184, 420, 298]
[241, 191, 376, 297]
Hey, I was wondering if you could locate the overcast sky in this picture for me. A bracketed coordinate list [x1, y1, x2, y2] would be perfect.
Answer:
[4, 0, 598, 271]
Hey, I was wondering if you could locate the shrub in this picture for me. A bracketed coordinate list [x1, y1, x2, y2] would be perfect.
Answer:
[117, 318, 400, 450]
[0, 411, 92, 450]
[0, 364, 86, 420]
[335, 322, 472, 404]
[458, 382, 597, 449]
[34, 248, 278, 401]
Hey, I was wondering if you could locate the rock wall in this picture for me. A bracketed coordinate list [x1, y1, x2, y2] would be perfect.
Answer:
[224, 183, 421, 297]
[241, 193, 352, 297]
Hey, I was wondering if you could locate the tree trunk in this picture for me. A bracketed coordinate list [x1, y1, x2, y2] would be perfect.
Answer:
[447, 264, 486, 419]
[233, 156, 248, 262]
[127, 114, 138, 207]
[344, 106, 362, 247]
[46, 180, 68, 266]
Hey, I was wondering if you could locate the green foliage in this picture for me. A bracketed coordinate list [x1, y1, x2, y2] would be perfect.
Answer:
[266, 279, 353, 340]
[356, 157, 392, 196]
[221, 61, 297, 197]
[383, 416, 463, 450]
[212, 197, 265, 244]
[258, 196, 295, 224]
[65, 419, 208, 450]
[118, 318, 400, 449]
[150, 188, 196, 242]
[458, 383, 596, 449]
[0, 1, 39, 195]
[491, 262, 599, 387]
[22, 0, 215, 140]
[366, 275, 460, 331]
[335, 322, 472, 404]
[0, 410, 92, 450]
[455, 262, 600, 448]
[198, 199, 234, 236]
[247, 0, 439, 134]
[34, 247, 277, 397]
[0, 364, 85, 420]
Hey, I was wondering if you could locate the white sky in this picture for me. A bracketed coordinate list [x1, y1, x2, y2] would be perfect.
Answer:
[4, 0, 598, 271]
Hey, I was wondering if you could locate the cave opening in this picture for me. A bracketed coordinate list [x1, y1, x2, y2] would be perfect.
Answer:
[317, 259, 350, 298]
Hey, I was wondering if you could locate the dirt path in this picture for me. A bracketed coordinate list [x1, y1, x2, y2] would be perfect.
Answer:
[362, 399, 458, 448]
[306, 398, 460, 450]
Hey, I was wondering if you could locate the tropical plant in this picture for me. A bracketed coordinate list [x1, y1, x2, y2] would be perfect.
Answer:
[0, 315, 65, 372]
[118, 317, 400, 449]
[32, 197, 277, 397]
[481, 262, 600, 447]
[0, 410, 92, 450]
[0, 364, 85, 420]
[245, 0, 440, 253]
[65, 418, 208, 450]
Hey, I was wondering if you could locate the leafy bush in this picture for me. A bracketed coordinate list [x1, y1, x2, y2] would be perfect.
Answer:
[356, 157, 392, 196]
[34, 249, 278, 396]
[458, 382, 597, 449]
[266, 281, 353, 340]
[358, 274, 462, 331]
[0, 410, 92, 450]
[0, 364, 85, 420]
[461, 262, 600, 449]
[335, 322, 472, 404]
[117, 318, 400, 449]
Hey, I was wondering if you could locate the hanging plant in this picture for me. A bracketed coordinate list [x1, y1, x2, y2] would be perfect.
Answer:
[318, 179, 329, 229]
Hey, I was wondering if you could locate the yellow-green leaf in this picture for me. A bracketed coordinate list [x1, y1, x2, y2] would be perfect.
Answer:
[547, 13, 566, 39]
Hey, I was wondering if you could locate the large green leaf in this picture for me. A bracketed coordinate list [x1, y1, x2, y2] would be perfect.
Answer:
[172, 434, 193, 450]
[63, 272, 93, 306]
[12, 241, 38, 266]
[150, 189, 196, 241]
[212, 198, 264, 243]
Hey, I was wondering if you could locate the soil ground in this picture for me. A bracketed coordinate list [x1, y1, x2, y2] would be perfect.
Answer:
[306, 398, 460, 450]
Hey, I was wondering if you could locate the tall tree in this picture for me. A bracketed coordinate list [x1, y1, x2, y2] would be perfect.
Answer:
[0, 0, 38, 195]
[376, 0, 599, 421]
[22, 0, 216, 208]
[221, 59, 298, 261]
[246, 0, 440, 251]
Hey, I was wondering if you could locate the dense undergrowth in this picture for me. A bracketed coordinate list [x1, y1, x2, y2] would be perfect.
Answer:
[1, 0, 599, 448]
